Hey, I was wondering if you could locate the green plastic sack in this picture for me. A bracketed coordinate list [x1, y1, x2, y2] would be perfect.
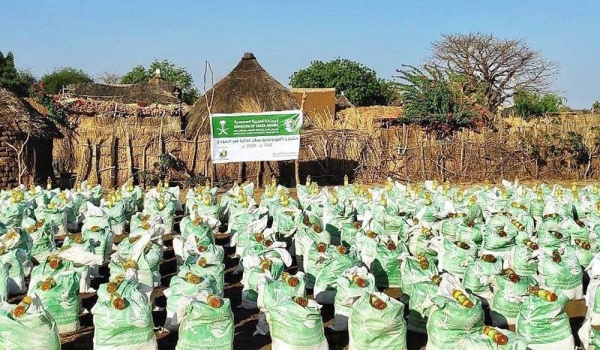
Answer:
[258, 273, 307, 310]
[332, 266, 376, 331]
[439, 217, 464, 240]
[515, 293, 573, 347]
[437, 237, 477, 278]
[82, 225, 114, 263]
[230, 212, 268, 257]
[180, 217, 213, 244]
[176, 295, 234, 350]
[164, 271, 220, 331]
[22, 217, 55, 263]
[1, 227, 32, 259]
[144, 198, 175, 232]
[0, 262, 8, 302]
[399, 255, 438, 297]
[454, 223, 483, 245]
[538, 250, 583, 295]
[180, 258, 225, 293]
[407, 226, 438, 260]
[571, 242, 596, 268]
[272, 206, 301, 237]
[29, 270, 81, 333]
[295, 214, 329, 262]
[370, 240, 404, 288]
[186, 202, 222, 232]
[302, 241, 329, 288]
[178, 237, 224, 266]
[30, 255, 79, 288]
[341, 221, 360, 247]
[481, 223, 516, 252]
[1, 202, 27, 227]
[0, 296, 61, 350]
[426, 292, 484, 350]
[110, 251, 158, 291]
[121, 184, 144, 212]
[536, 217, 566, 248]
[406, 281, 438, 334]
[255, 272, 307, 335]
[265, 297, 328, 350]
[34, 205, 67, 236]
[314, 245, 362, 303]
[458, 328, 529, 350]
[348, 292, 407, 350]
[462, 256, 503, 295]
[0, 248, 27, 294]
[509, 242, 539, 277]
[92, 274, 157, 350]
[490, 274, 536, 326]
[241, 253, 285, 309]
[323, 202, 355, 244]
[101, 201, 126, 229]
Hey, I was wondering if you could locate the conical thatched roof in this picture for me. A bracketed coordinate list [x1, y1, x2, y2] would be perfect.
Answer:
[185, 53, 301, 137]
[335, 91, 354, 111]
[0, 87, 62, 139]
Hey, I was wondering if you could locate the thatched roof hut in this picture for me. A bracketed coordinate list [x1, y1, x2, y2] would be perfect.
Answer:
[335, 92, 354, 111]
[185, 52, 301, 137]
[0, 87, 62, 186]
[66, 80, 181, 105]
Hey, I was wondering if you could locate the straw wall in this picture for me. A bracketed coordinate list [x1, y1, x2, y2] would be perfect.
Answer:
[53, 108, 600, 189]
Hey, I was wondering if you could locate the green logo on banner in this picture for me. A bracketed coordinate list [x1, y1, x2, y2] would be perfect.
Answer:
[211, 112, 301, 139]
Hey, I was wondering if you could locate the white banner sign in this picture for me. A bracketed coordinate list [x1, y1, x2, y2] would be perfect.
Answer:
[210, 110, 303, 164]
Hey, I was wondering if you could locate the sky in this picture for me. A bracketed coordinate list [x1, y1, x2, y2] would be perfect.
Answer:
[1, 0, 599, 108]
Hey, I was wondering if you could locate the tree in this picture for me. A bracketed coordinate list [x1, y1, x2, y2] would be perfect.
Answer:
[592, 101, 600, 114]
[96, 72, 122, 84]
[513, 90, 563, 120]
[0, 51, 37, 96]
[431, 32, 559, 113]
[40, 67, 93, 94]
[121, 59, 199, 105]
[396, 65, 478, 137]
[290, 58, 395, 106]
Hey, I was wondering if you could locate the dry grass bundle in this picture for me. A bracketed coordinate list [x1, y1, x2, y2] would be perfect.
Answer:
[336, 106, 403, 133]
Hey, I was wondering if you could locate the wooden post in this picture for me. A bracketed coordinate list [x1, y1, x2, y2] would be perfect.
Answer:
[211, 162, 216, 187]
[159, 119, 164, 156]
[294, 159, 300, 186]
[237, 163, 244, 183]
[191, 130, 200, 174]
[420, 135, 426, 180]
[92, 143, 100, 185]
[78, 139, 88, 182]
[126, 132, 134, 179]
[294, 92, 307, 187]
[111, 136, 118, 188]
[256, 161, 263, 187]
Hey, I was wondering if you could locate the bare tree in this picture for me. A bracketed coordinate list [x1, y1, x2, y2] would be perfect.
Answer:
[431, 32, 559, 113]
[5, 133, 30, 185]
[96, 72, 122, 84]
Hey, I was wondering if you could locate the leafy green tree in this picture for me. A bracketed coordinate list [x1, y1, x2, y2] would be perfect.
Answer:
[0, 51, 37, 96]
[121, 59, 199, 105]
[40, 67, 93, 94]
[395, 65, 477, 137]
[290, 58, 394, 106]
[592, 101, 600, 113]
[513, 90, 563, 120]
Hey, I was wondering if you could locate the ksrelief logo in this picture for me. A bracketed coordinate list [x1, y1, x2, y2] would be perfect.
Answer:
[219, 150, 228, 158]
